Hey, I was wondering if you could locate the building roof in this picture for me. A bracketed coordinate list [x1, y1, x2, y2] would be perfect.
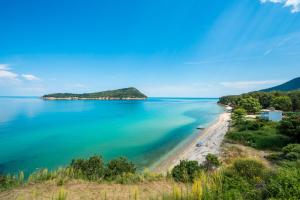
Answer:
[260, 109, 282, 113]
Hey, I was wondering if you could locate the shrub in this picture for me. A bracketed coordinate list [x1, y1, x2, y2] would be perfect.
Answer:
[222, 169, 263, 200]
[202, 154, 220, 171]
[0, 174, 17, 190]
[232, 159, 265, 180]
[70, 155, 105, 180]
[279, 115, 300, 142]
[239, 120, 264, 131]
[267, 161, 300, 199]
[171, 160, 201, 182]
[226, 128, 291, 150]
[105, 157, 136, 178]
[282, 144, 300, 154]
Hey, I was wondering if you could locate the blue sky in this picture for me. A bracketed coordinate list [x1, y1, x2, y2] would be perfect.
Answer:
[0, 0, 299, 97]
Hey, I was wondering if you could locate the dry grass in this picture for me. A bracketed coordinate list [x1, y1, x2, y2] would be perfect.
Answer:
[0, 179, 187, 200]
[220, 141, 272, 168]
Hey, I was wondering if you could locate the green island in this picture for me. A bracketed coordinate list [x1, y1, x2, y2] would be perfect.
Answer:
[42, 87, 147, 100]
[1, 78, 300, 200]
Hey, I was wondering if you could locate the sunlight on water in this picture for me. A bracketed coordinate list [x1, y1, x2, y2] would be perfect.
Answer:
[0, 97, 223, 174]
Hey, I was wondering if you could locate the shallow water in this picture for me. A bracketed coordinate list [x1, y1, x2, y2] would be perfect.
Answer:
[0, 97, 223, 174]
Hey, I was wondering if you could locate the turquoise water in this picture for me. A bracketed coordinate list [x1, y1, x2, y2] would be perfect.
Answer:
[0, 97, 223, 174]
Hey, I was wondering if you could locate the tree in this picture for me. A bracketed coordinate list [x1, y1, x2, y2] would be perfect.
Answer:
[171, 160, 201, 182]
[239, 97, 261, 114]
[105, 157, 136, 177]
[271, 96, 292, 111]
[203, 154, 220, 170]
[278, 115, 300, 142]
[257, 93, 273, 108]
[288, 91, 300, 111]
[71, 155, 105, 180]
[232, 108, 247, 126]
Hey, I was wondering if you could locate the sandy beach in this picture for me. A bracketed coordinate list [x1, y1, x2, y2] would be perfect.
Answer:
[154, 112, 231, 173]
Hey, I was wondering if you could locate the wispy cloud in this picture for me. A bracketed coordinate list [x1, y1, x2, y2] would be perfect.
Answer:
[0, 63, 41, 82]
[220, 80, 282, 89]
[260, 0, 300, 13]
[0, 64, 10, 70]
[21, 74, 40, 81]
[0, 64, 18, 80]
[0, 70, 18, 80]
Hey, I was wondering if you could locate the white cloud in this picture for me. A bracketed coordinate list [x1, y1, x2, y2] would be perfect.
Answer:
[0, 70, 18, 80]
[0, 64, 18, 80]
[0, 64, 10, 70]
[21, 74, 40, 81]
[220, 80, 282, 89]
[260, 0, 300, 13]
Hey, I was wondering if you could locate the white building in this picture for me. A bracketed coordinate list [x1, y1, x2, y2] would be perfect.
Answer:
[260, 109, 283, 122]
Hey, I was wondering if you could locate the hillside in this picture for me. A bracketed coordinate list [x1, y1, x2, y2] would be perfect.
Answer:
[43, 87, 147, 100]
[260, 77, 300, 92]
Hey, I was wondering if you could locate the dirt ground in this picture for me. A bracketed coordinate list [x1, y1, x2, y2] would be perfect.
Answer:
[0, 180, 186, 200]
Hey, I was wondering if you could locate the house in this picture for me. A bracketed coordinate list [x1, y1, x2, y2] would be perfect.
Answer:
[260, 108, 283, 122]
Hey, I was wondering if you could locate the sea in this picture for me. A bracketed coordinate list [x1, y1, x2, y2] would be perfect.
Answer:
[0, 97, 224, 174]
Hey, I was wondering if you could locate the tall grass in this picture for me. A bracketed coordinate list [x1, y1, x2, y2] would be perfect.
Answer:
[161, 170, 223, 200]
[0, 171, 25, 191]
[53, 188, 67, 200]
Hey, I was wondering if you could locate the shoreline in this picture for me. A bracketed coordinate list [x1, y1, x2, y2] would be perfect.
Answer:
[42, 97, 147, 100]
[153, 112, 231, 173]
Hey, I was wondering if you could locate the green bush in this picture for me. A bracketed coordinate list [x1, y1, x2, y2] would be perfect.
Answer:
[232, 108, 247, 126]
[267, 161, 300, 199]
[71, 155, 105, 180]
[171, 160, 201, 182]
[221, 159, 268, 200]
[282, 143, 300, 154]
[279, 115, 300, 142]
[203, 154, 220, 170]
[105, 157, 136, 178]
[222, 170, 263, 200]
[226, 127, 291, 150]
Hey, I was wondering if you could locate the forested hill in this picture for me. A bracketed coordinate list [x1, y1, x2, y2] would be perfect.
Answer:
[260, 77, 300, 92]
[43, 87, 147, 100]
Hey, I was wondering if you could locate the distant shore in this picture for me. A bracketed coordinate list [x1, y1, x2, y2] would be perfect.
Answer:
[42, 97, 147, 100]
[154, 112, 231, 173]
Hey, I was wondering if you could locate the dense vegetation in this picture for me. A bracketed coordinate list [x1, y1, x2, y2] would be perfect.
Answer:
[226, 107, 300, 147]
[219, 90, 300, 112]
[43, 87, 147, 99]
[260, 77, 300, 92]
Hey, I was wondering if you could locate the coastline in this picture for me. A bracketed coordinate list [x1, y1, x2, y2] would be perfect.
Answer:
[42, 97, 147, 100]
[153, 112, 231, 173]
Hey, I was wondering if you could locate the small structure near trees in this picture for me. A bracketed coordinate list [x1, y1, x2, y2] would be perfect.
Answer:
[260, 108, 283, 122]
